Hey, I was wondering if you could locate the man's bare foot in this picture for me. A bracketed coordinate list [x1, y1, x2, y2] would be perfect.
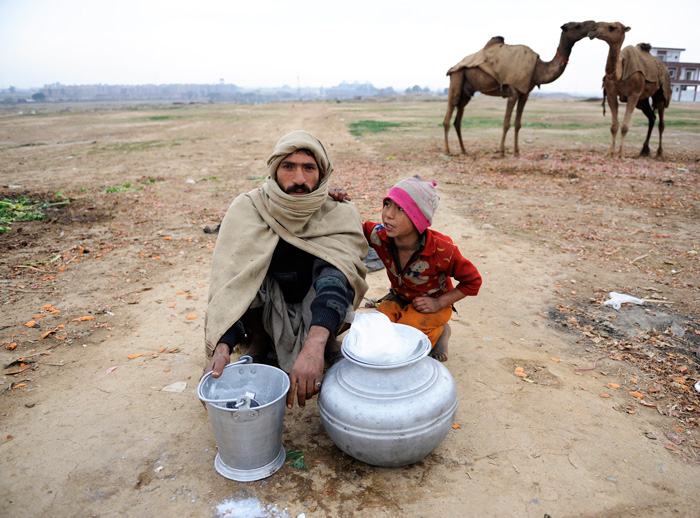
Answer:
[429, 323, 451, 362]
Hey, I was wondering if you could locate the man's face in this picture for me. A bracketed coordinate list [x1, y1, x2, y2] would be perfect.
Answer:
[276, 150, 321, 195]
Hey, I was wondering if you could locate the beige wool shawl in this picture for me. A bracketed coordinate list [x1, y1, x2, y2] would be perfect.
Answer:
[204, 131, 369, 359]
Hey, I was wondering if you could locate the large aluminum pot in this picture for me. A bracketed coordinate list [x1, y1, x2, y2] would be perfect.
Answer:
[198, 356, 290, 481]
[318, 324, 459, 467]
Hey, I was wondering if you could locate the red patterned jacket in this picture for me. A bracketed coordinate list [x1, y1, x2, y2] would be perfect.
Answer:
[362, 221, 482, 303]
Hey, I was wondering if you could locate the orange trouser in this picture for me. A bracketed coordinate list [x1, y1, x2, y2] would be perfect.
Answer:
[376, 299, 452, 347]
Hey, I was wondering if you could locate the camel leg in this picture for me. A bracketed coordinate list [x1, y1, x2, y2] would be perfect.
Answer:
[606, 93, 620, 158]
[619, 91, 641, 159]
[512, 92, 530, 157]
[637, 98, 655, 157]
[443, 75, 459, 155]
[443, 102, 455, 155]
[454, 100, 469, 154]
[499, 95, 518, 157]
[656, 98, 666, 159]
[443, 71, 467, 155]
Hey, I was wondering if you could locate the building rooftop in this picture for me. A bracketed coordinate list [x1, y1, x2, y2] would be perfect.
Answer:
[663, 62, 700, 68]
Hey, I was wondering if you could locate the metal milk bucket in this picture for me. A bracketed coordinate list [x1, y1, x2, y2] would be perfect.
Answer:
[198, 356, 290, 481]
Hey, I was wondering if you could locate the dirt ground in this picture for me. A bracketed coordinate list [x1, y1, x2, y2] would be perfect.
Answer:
[1, 98, 699, 517]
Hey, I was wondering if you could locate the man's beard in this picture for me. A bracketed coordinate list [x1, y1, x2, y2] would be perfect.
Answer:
[283, 178, 320, 195]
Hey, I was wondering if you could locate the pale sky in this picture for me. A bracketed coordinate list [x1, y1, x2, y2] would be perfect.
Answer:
[1, 0, 698, 96]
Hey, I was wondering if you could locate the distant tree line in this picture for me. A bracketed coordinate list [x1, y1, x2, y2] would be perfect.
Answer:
[1, 82, 444, 104]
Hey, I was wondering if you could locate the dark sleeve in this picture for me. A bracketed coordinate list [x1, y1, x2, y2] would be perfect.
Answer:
[310, 258, 354, 333]
[218, 319, 245, 354]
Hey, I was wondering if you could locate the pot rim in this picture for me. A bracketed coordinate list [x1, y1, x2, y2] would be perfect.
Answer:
[341, 323, 431, 368]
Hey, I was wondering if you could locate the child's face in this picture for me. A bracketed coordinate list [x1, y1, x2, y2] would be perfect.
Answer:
[382, 199, 417, 239]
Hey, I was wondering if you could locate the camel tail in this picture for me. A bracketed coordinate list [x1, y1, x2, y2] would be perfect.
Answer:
[652, 89, 670, 111]
[601, 88, 607, 116]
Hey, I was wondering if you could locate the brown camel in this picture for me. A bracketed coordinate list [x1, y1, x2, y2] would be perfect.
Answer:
[588, 22, 671, 158]
[443, 21, 595, 157]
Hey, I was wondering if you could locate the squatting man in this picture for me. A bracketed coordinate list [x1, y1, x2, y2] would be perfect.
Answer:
[203, 130, 368, 408]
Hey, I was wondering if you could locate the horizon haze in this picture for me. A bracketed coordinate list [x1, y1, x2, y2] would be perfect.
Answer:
[1, 0, 699, 98]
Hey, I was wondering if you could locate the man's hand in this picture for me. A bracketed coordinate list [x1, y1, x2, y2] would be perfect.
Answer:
[286, 326, 329, 408]
[200, 342, 231, 408]
[205, 342, 232, 377]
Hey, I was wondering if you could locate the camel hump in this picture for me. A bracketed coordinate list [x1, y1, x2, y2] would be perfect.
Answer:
[447, 36, 509, 75]
[637, 43, 652, 53]
[485, 36, 505, 47]
[621, 44, 671, 103]
[482, 44, 539, 94]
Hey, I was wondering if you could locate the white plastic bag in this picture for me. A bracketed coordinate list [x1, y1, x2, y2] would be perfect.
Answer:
[603, 292, 645, 311]
[342, 312, 407, 363]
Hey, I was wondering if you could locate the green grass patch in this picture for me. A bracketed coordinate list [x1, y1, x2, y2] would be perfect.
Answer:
[457, 117, 502, 128]
[0, 197, 44, 231]
[101, 183, 143, 193]
[0, 192, 70, 232]
[664, 119, 700, 130]
[141, 177, 168, 185]
[456, 118, 594, 130]
[125, 110, 241, 123]
[349, 120, 402, 137]
[521, 121, 589, 130]
[91, 139, 182, 153]
[17, 142, 48, 148]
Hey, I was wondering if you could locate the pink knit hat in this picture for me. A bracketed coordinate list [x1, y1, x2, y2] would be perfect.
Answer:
[384, 175, 439, 234]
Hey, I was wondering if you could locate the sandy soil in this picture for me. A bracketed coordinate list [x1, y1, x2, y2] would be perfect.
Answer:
[1, 99, 699, 517]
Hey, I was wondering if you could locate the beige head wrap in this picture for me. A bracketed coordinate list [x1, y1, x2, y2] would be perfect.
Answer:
[260, 130, 333, 233]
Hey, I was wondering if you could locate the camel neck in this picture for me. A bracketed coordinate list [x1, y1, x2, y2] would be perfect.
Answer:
[538, 39, 573, 85]
[556, 47, 569, 64]
[556, 37, 575, 64]
[604, 42, 622, 79]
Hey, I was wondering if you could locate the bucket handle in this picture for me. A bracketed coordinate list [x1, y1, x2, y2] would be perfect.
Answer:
[209, 355, 255, 404]
[197, 355, 254, 404]
[230, 394, 259, 422]
[225, 356, 258, 421]
[231, 355, 253, 367]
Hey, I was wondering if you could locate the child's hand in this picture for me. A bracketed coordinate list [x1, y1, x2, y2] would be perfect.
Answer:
[412, 296, 442, 314]
[328, 187, 351, 201]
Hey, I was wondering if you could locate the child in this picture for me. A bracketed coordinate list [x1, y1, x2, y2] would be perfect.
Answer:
[337, 175, 482, 361]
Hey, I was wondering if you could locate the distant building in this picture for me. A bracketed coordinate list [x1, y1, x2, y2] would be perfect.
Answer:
[650, 47, 699, 102]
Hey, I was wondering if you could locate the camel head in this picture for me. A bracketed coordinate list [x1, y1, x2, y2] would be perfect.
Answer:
[588, 22, 630, 45]
[560, 21, 596, 43]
